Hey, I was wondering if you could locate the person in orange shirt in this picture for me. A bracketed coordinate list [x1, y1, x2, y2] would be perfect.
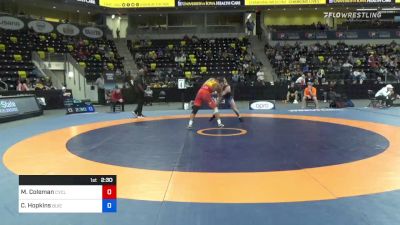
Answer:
[188, 77, 224, 129]
[302, 81, 319, 109]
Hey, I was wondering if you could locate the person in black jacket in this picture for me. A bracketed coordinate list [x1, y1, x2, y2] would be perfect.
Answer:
[129, 74, 145, 118]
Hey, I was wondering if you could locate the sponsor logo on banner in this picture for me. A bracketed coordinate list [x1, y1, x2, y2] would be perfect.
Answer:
[368, 31, 391, 38]
[324, 12, 382, 19]
[246, 0, 325, 5]
[0, 100, 18, 114]
[76, 0, 98, 4]
[0, 16, 24, 30]
[82, 27, 103, 38]
[316, 32, 328, 39]
[249, 101, 275, 110]
[177, 0, 242, 7]
[28, 20, 54, 33]
[336, 31, 358, 39]
[328, 0, 392, 3]
[305, 32, 315, 39]
[57, 24, 80, 36]
[100, 0, 175, 8]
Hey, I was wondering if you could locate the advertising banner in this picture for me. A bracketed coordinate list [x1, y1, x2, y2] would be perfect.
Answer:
[28, 20, 54, 33]
[82, 27, 103, 39]
[245, 0, 325, 5]
[57, 24, 80, 36]
[272, 30, 400, 40]
[0, 16, 24, 30]
[99, 0, 175, 8]
[176, 0, 243, 7]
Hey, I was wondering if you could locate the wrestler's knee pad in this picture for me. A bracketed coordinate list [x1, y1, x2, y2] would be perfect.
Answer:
[213, 107, 219, 114]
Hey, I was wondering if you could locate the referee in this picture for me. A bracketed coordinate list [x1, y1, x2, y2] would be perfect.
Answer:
[129, 74, 145, 118]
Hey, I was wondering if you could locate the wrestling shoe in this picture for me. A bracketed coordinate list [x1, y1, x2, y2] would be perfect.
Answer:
[187, 124, 193, 129]
[209, 115, 216, 121]
[238, 117, 243, 122]
[217, 123, 224, 128]
[132, 111, 138, 118]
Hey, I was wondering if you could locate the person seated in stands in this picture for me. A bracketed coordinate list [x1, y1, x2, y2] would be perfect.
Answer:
[61, 86, 73, 104]
[316, 68, 325, 85]
[285, 82, 298, 104]
[110, 86, 124, 112]
[17, 79, 29, 91]
[144, 86, 153, 106]
[351, 69, 367, 84]
[375, 84, 400, 107]
[375, 76, 385, 85]
[299, 55, 306, 64]
[395, 69, 400, 82]
[302, 81, 319, 109]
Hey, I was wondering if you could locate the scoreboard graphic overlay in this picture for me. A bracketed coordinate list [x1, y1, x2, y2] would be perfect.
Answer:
[19, 175, 116, 213]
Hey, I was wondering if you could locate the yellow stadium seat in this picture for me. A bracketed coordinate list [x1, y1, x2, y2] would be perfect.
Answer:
[190, 58, 197, 65]
[14, 55, 22, 61]
[39, 35, 46, 41]
[189, 54, 195, 59]
[107, 63, 114, 70]
[232, 70, 238, 75]
[184, 71, 192, 79]
[38, 51, 45, 60]
[50, 33, 57, 39]
[318, 56, 324, 62]
[0, 44, 5, 52]
[47, 47, 55, 53]
[134, 44, 140, 49]
[168, 44, 173, 50]
[230, 43, 236, 48]
[109, 52, 115, 58]
[150, 63, 156, 71]
[180, 41, 186, 46]
[94, 54, 101, 61]
[67, 45, 74, 52]
[79, 62, 86, 68]
[10, 36, 17, 43]
[200, 66, 207, 74]
[83, 40, 89, 45]
[18, 71, 27, 78]
[241, 46, 247, 51]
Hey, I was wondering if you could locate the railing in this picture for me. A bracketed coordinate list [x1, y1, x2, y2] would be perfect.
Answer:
[66, 54, 86, 76]
[31, 51, 58, 78]
[0, 80, 8, 91]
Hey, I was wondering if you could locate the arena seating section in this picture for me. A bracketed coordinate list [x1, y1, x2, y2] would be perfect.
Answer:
[0, 30, 35, 88]
[0, 28, 123, 89]
[128, 37, 262, 86]
[266, 41, 400, 84]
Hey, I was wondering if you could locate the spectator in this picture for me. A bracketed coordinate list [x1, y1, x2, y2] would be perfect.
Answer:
[110, 86, 124, 112]
[302, 81, 319, 109]
[144, 86, 153, 106]
[375, 84, 400, 107]
[17, 79, 29, 91]
[285, 82, 298, 104]
[246, 19, 255, 36]
[116, 28, 120, 39]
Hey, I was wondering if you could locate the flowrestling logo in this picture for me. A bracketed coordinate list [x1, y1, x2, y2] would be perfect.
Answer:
[177, 0, 243, 7]
[0, 100, 18, 114]
[249, 101, 275, 110]
[324, 12, 382, 19]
